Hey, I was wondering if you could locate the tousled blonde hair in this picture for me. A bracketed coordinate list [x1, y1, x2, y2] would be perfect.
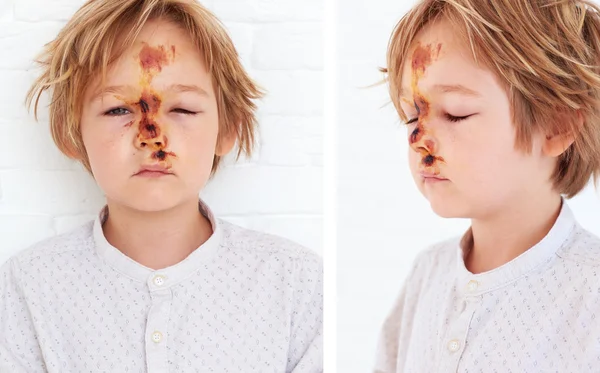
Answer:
[385, 0, 600, 197]
[27, 0, 263, 174]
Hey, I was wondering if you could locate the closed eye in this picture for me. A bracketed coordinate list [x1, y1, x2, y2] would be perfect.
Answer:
[445, 113, 472, 122]
[172, 108, 199, 115]
[406, 118, 418, 125]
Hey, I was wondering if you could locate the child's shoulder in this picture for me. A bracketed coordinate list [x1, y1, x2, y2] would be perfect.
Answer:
[7, 220, 95, 270]
[217, 219, 321, 264]
[555, 224, 600, 267]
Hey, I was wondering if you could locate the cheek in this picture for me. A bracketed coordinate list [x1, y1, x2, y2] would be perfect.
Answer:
[449, 120, 523, 186]
[81, 119, 132, 167]
[173, 117, 220, 160]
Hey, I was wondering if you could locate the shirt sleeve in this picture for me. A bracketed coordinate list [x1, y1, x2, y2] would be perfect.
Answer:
[0, 258, 47, 373]
[286, 252, 324, 373]
[373, 250, 429, 373]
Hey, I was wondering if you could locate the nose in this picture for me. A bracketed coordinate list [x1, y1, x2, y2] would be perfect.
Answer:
[135, 119, 168, 150]
[409, 123, 436, 155]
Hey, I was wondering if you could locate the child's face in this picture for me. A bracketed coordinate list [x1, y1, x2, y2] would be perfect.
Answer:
[81, 19, 230, 212]
[399, 20, 556, 219]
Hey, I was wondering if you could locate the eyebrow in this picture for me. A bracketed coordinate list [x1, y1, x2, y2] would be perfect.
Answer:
[91, 83, 210, 102]
[400, 84, 482, 99]
[168, 84, 210, 96]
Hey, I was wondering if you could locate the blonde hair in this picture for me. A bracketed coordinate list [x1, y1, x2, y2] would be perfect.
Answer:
[384, 0, 600, 197]
[27, 0, 263, 174]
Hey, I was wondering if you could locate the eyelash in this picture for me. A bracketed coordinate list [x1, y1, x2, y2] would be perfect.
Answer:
[445, 113, 471, 122]
[103, 107, 199, 116]
[405, 113, 471, 125]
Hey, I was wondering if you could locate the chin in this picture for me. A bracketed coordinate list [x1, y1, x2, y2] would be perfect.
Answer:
[109, 186, 191, 213]
[127, 195, 184, 212]
[424, 192, 471, 219]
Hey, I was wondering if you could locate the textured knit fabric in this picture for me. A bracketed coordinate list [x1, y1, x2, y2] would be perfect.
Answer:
[0, 200, 323, 373]
[375, 201, 600, 373]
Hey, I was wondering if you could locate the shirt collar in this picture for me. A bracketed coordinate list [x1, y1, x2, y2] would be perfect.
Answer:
[455, 199, 576, 296]
[93, 199, 222, 288]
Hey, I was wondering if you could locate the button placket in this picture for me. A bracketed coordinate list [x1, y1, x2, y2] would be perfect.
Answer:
[467, 280, 479, 293]
[145, 282, 172, 373]
[152, 274, 166, 287]
[448, 339, 461, 352]
[152, 331, 163, 343]
[437, 290, 478, 372]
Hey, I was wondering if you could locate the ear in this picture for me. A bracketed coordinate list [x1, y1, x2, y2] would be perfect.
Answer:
[215, 130, 237, 157]
[542, 110, 581, 158]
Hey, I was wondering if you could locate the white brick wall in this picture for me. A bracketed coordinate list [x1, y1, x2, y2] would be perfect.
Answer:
[336, 0, 600, 372]
[0, 0, 323, 264]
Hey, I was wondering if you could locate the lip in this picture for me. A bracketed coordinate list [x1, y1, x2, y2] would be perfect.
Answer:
[420, 172, 449, 182]
[134, 164, 174, 177]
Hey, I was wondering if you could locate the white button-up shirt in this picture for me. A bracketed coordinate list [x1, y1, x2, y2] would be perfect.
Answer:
[0, 201, 323, 373]
[375, 202, 600, 372]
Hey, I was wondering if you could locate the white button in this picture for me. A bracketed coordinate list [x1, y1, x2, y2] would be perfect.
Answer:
[152, 331, 163, 343]
[467, 280, 479, 292]
[153, 275, 165, 286]
[448, 339, 460, 352]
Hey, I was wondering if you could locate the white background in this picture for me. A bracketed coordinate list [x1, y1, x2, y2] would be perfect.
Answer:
[0, 0, 323, 265]
[336, 0, 600, 372]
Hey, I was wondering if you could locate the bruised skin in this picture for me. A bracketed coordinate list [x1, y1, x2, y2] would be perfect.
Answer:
[120, 43, 177, 165]
[408, 42, 445, 173]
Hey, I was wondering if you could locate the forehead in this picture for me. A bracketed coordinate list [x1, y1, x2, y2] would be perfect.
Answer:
[400, 19, 491, 96]
[91, 19, 210, 90]
[85, 20, 214, 99]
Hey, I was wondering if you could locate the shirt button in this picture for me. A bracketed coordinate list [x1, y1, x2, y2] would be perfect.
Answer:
[153, 275, 166, 287]
[152, 331, 163, 343]
[448, 339, 461, 352]
[467, 280, 479, 292]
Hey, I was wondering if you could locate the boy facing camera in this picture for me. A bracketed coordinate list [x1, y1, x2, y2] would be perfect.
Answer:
[0, 1, 323, 372]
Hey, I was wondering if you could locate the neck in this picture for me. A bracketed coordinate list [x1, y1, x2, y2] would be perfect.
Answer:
[102, 197, 213, 270]
[465, 190, 562, 274]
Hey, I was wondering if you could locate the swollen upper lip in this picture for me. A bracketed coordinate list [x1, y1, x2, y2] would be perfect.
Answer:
[420, 172, 447, 180]
[135, 164, 173, 175]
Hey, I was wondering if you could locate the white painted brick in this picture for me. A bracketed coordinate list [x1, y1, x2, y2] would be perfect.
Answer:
[222, 22, 253, 65]
[0, 170, 105, 215]
[0, 122, 76, 170]
[248, 215, 322, 253]
[210, 0, 322, 22]
[54, 213, 96, 234]
[14, 0, 84, 22]
[258, 115, 322, 166]
[253, 23, 323, 70]
[0, 21, 63, 70]
[0, 0, 13, 21]
[0, 70, 34, 121]
[252, 71, 323, 115]
[201, 166, 322, 215]
[0, 214, 54, 262]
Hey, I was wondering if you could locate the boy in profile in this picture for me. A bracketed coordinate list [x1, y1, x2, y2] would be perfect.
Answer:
[0, 0, 323, 372]
[376, 0, 600, 371]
